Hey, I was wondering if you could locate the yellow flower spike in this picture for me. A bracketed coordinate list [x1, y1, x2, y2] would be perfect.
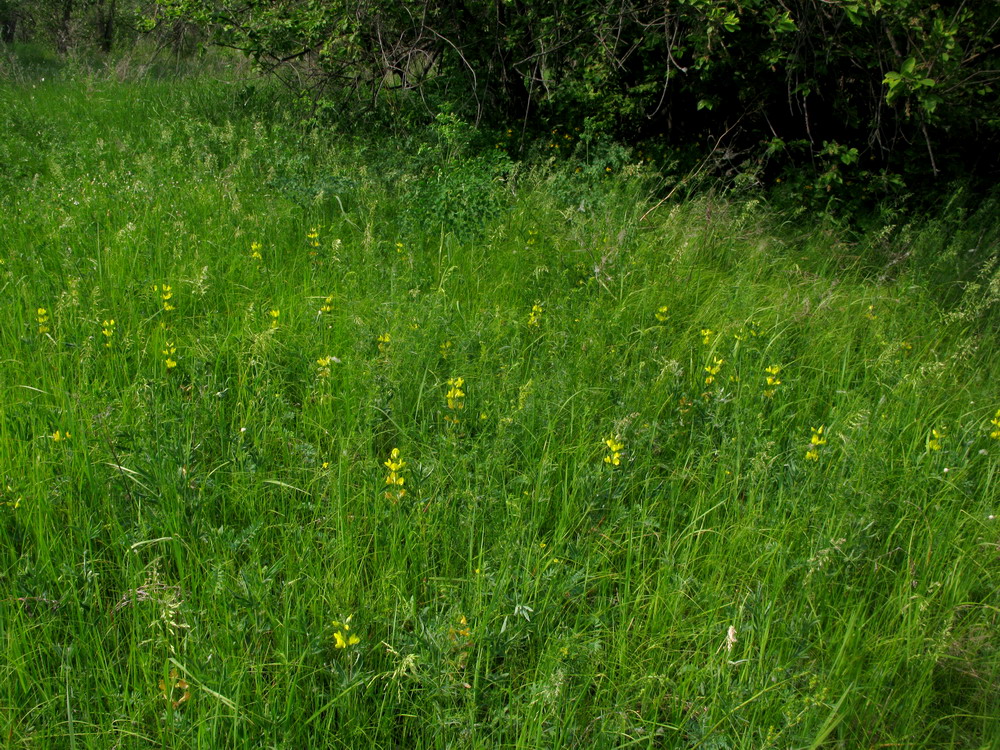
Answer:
[333, 617, 360, 648]
[527, 303, 543, 327]
[160, 284, 177, 312]
[763, 364, 783, 397]
[603, 436, 624, 466]
[445, 377, 466, 412]
[160, 284, 175, 312]
[805, 426, 826, 461]
[162, 341, 178, 370]
[704, 357, 724, 385]
[655, 306, 669, 322]
[377, 332, 390, 352]
[700, 328, 714, 345]
[383, 448, 406, 501]
[928, 429, 944, 451]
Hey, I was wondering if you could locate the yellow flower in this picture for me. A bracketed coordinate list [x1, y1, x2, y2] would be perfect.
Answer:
[450, 614, 471, 641]
[332, 618, 360, 648]
[603, 436, 624, 466]
[52, 430, 70, 442]
[36, 307, 50, 335]
[383, 448, 406, 499]
[704, 357, 724, 385]
[377, 332, 390, 352]
[928, 428, 944, 451]
[700, 328, 714, 345]
[250, 242, 263, 261]
[990, 409, 1000, 440]
[102, 319, 116, 347]
[763, 364, 783, 397]
[446, 377, 465, 411]
[163, 341, 177, 370]
[527, 303, 543, 327]
[395, 242, 404, 253]
[805, 426, 825, 461]
[316, 355, 339, 378]
[655, 306, 669, 322]
[160, 284, 175, 312]
[307, 228, 320, 248]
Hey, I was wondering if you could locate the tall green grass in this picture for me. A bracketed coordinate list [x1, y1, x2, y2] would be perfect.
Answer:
[1, 75, 998, 748]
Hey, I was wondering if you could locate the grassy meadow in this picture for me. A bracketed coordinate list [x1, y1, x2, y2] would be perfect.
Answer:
[1, 71, 999, 748]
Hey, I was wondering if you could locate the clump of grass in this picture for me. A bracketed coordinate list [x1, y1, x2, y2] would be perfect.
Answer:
[0, 75, 998, 748]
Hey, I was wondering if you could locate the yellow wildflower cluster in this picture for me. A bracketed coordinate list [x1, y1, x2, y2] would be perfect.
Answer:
[445, 377, 465, 412]
[250, 241, 263, 262]
[991, 409, 1000, 440]
[603, 436, 624, 466]
[700, 328, 714, 346]
[316, 355, 339, 378]
[655, 306, 669, 322]
[805, 426, 826, 461]
[527, 303, 543, 327]
[377, 332, 391, 352]
[704, 357, 724, 385]
[319, 295, 334, 315]
[763, 364, 782, 398]
[927, 429, 944, 451]
[153, 284, 175, 312]
[384, 448, 406, 501]
[332, 617, 360, 649]
[37, 307, 50, 335]
[449, 614, 472, 642]
[101, 319, 116, 348]
[307, 228, 320, 249]
[163, 342, 177, 370]
[52, 430, 71, 442]
[269, 309, 280, 328]
[395, 242, 404, 254]
[439, 340, 452, 359]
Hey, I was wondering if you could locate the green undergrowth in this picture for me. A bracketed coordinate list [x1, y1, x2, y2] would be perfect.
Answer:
[1, 77, 998, 748]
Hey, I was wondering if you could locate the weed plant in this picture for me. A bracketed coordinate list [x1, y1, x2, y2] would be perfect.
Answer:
[0, 75, 998, 748]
